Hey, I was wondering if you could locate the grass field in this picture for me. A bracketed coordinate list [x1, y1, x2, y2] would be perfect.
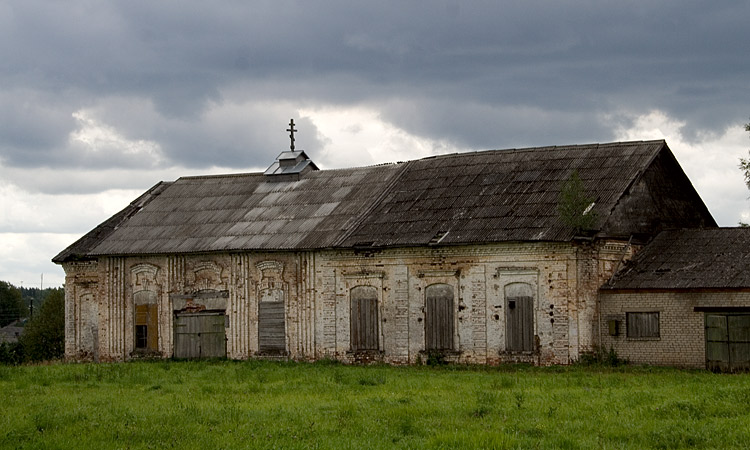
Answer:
[1, 360, 749, 449]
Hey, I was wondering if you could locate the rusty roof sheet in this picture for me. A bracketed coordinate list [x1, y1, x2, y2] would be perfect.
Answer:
[55, 140, 677, 261]
[340, 140, 661, 247]
[604, 228, 750, 290]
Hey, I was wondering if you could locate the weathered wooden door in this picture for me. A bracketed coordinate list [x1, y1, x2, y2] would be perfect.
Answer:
[505, 283, 534, 352]
[425, 284, 454, 351]
[258, 301, 286, 354]
[706, 313, 750, 372]
[173, 312, 226, 358]
[351, 286, 379, 351]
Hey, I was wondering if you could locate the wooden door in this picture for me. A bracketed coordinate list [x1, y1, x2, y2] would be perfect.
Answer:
[173, 312, 226, 359]
[351, 286, 379, 351]
[425, 284, 454, 351]
[505, 282, 534, 352]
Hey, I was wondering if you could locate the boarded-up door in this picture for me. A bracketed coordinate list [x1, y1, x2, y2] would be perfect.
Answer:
[505, 283, 534, 352]
[79, 293, 99, 359]
[259, 301, 286, 354]
[351, 286, 379, 351]
[425, 284, 454, 351]
[706, 313, 750, 372]
[173, 312, 226, 358]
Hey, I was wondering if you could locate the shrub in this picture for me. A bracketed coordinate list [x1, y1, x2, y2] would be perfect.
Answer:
[20, 290, 64, 362]
[577, 346, 627, 367]
[0, 341, 24, 365]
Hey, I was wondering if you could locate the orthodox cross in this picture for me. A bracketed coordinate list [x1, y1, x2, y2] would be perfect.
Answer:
[286, 119, 297, 151]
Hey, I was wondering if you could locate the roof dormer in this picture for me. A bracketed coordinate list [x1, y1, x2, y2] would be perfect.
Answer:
[264, 150, 318, 176]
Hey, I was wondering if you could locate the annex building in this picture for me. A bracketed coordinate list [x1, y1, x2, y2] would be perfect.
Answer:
[54, 139, 721, 366]
[601, 228, 750, 371]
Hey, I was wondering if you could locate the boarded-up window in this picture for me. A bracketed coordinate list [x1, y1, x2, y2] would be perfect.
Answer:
[505, 283, 534, 352]
[258, 273, 286, 355]
[706, 313, 750, 372]
[135, 304, 158, 351]
[626, 312, 660, 338]
[351, 286, 379, 351]
[425, 284, 454, 351]
[259, 300, 286, 354]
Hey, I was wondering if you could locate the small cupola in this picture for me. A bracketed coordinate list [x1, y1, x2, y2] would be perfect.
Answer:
[264, 119, 319, 179]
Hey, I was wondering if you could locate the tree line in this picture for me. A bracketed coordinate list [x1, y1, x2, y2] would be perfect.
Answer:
[0, 281, 64, 364]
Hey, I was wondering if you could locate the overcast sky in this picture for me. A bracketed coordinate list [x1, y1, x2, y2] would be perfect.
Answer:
[2, 1, 750, 288]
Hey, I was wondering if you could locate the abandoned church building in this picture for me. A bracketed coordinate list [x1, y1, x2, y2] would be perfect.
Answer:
[56, 137, 746, 369]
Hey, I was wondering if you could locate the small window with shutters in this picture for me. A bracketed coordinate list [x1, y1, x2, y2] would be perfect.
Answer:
[626, 312, 660, 339]
[350, 286, 379, 351]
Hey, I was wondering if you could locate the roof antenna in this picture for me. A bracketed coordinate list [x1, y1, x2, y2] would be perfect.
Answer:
[286, 119, 297, 151]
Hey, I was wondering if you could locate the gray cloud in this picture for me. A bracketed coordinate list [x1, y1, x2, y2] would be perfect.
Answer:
[1, 0, 749, 175]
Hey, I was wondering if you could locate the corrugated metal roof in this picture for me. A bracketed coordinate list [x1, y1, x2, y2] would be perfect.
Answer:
[54, 140, 702, 261]
[340, 141, 662, 247]
[79, 164, 404, 256]
[604, 228, 750, 290]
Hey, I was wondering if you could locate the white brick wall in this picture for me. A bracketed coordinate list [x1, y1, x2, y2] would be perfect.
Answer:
[62, 240, 629, 365]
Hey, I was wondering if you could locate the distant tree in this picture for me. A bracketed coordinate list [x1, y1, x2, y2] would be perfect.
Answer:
[20, 289, 64, 362]
[739, 120, 750, 226]
[0, 281, 27, 327]
[558, 169, 598, 234]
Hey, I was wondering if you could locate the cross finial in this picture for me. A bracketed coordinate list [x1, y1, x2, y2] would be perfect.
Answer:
[286, 119, 297, 151]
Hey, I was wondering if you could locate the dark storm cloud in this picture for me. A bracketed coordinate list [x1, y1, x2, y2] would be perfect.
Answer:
[1, 0, 749, 174]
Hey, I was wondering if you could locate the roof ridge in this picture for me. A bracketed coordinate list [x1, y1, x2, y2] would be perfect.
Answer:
[411, 139, 667, 162]
[175, 140, 667, 180]
[179, 171, 264, 181]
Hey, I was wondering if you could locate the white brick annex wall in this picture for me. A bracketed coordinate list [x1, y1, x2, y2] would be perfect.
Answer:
[62, 240, 630, 365]
[600, 291, 750, 368]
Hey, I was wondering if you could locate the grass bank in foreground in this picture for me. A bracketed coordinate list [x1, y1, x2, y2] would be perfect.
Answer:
[1, 361, 749, 449]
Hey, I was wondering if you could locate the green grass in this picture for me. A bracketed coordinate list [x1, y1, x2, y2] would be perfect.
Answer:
[1, 361, 749, 449]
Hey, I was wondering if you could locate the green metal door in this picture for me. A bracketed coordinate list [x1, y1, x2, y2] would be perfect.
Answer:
[174, 312, 226, 359]
[705, 313, 750, 372]
[728, 315, 750, 370]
